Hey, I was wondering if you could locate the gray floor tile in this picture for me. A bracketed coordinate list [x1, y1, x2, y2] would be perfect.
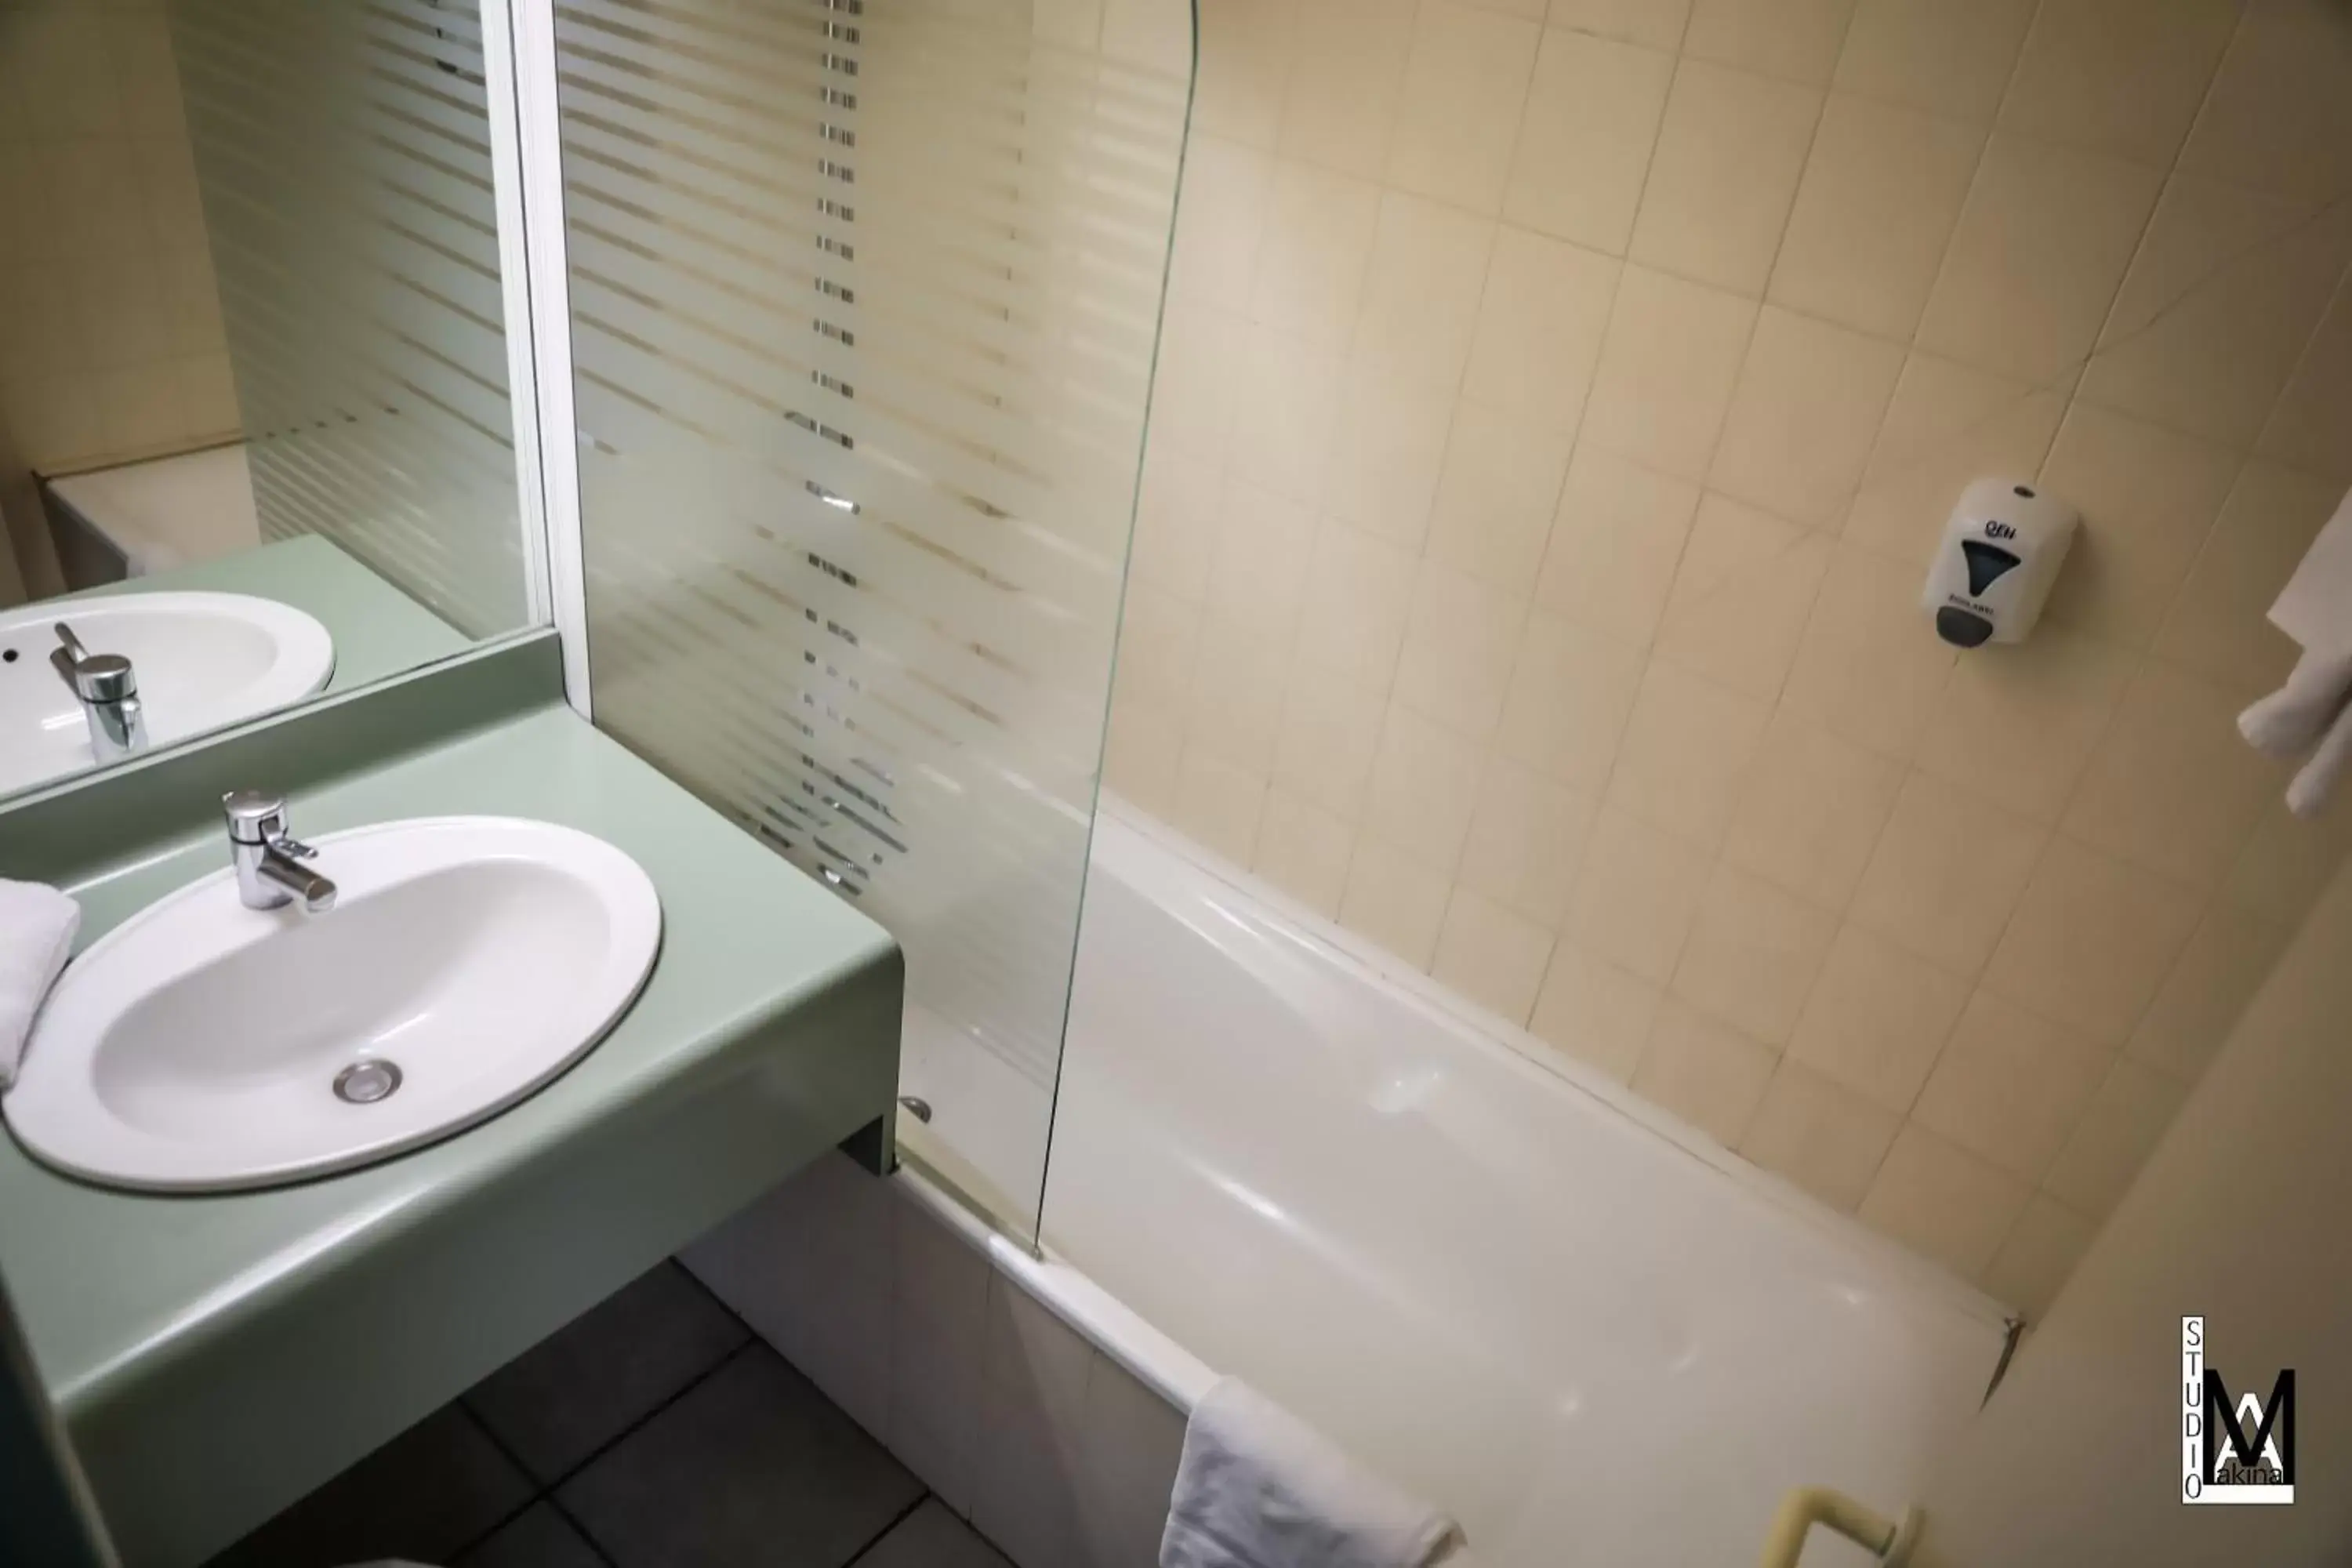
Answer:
[203, 1405, 533, 1568]
[557, 1344, 922, 1568]
[466, 1261, 751, 1483]
[854, 1500, 1014, 1568]
[454, 1503, 608, 1568]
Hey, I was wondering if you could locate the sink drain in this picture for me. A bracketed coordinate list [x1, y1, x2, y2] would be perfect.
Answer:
[334, 1060, 403, 1105]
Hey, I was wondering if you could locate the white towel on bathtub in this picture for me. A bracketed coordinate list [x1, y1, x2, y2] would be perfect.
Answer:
[1161, 1377, 1470, 1568]
[0, 880, 78, 1092]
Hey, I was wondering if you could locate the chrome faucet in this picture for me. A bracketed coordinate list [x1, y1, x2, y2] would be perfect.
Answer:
[50, 622, 147, 764]
[223, 790, 338, 913]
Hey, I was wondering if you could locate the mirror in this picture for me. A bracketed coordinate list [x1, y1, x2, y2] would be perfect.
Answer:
[0, 0, 542, 802]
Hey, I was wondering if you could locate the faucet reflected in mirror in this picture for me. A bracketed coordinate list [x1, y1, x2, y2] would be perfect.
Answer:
[47, 623, 145, 766]
[222, 791, 336, 915]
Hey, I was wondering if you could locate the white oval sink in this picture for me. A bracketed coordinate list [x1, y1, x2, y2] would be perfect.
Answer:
[0, 591, 334, 793]
[4, 818, 662, 1192]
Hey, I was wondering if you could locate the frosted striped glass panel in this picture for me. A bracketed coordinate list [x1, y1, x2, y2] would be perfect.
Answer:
[172, 0, 528, 639]
[562, 0, 1192, 1226]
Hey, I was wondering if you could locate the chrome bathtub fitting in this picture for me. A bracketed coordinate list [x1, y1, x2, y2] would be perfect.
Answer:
[223, 789, 338, 913]
[50, 622, 147, 764]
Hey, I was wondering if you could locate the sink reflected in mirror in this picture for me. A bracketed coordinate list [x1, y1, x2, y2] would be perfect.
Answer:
[2, 818, 662, 1193]
[0, 592, 334, 795]
[0, 0, 547, 803]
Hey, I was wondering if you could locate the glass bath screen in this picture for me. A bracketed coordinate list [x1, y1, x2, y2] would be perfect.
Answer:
[559, 0, 1192, 1229]
[172, 0, 531, 639]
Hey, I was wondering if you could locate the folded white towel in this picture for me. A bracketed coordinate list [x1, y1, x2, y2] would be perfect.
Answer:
[2289, 696, 2352, 820]
[2241, 490, 2352, 815]
[2241, 646, 2352, 757]
[1161, 1378, 1468, 1568]
[0, 880, 80, 1092]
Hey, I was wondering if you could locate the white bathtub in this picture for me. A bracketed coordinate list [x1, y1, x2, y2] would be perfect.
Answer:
[694, 803, 2017, 1566]
[1030, 805, 2013, 1566]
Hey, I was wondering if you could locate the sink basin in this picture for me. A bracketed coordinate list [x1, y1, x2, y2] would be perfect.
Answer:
[4, 818, 662, 1192]
[0, 591, 334, 793]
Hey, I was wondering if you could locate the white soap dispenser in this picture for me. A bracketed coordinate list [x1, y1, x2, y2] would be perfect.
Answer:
[1921, 477, 2078, 648]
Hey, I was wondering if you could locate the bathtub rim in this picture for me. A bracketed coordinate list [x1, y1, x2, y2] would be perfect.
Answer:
[893, 1149, 1220, 1414]
[1076, 792, 2018, 1335]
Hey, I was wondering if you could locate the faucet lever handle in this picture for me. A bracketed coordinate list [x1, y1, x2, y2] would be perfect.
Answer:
[223, 789, 290, 846]
[52, 622, 136, 703]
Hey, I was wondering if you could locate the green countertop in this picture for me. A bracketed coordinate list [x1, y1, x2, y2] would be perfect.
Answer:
[79, 532, 476, 695]
[0, 662, 902, 1566]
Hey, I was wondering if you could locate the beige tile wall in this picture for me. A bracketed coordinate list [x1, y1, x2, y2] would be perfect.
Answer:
[1107, 0, 2352, 1316]
[0, 0, 236, 477]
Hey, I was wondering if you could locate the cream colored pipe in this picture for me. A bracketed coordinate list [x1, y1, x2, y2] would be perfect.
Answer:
[1757, 1488, 1924, 1568]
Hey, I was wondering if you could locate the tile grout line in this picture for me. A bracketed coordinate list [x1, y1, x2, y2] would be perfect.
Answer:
[1162, 15, 2352, 921]
[1861, 254, 2332, 1219]
[1178, 0, 2343, 1245]
[454, 1255, 938, 1568]
[1687, 0, 2319, 1241]
[1210, 12, 1500, 884]
[670, 1250, 940, 1501]
[1245, 0, 1687, 921]
[1916, 9, 2281, 1232]
[838, 1490, 935, 1568]
[430, 1417, 560, 1568]
[1891, 0, 2045, 379]
[542, 1496, 623, 1568]
[467, 1332, 764, 1507]
[450, 1402, 623, 1568]
[2025, 0, 2249, 855]
[1479, 0, 1701, 1036]
[665, 1250, 910, 1453]
[670, 1256, 991, 1568]
[1508, 1, 1873, 1090]
[1152, 0, 2352, 1301]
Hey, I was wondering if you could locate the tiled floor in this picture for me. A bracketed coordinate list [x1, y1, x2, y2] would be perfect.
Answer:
[203, 1261, 1017, 1568]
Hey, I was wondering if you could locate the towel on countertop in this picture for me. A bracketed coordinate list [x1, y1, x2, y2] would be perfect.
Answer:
[0, 880, 79, 1092]
[2241, 488, 2352, 818]
[1161, 1378, 1470, 1568]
